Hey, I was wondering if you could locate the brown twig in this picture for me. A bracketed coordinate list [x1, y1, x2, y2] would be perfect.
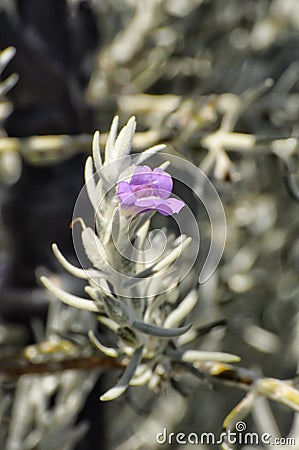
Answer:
[0, 354, 123, 379]
[0, 352, 255, 390]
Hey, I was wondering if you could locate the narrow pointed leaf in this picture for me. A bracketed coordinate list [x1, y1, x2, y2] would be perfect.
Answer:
[102, 296, 133, 326]
[125, 236, 192, 285]
[97, 316, 119, 333]
[84, 156, 98, 211]
[84, 285, 101, 301]
[133, 320, 192, 337]
[52, 244, 101, 280]
[81, 227, 109, 270]
[100, 345, 144, 401]
[0, 73, 19, 96]
[111, 207, 121, 244]
[134, 144, 166, 166]
[84, 287, 104, 312]
[40, 276, 100, 312]
[182, 350, 240, 363]
[131, 367, 152, 386]
[257, 378, 299, 412]
[92, 131, 102, 171]
[88, 330, 119, 358]
[114, 116, 136, 160]
[0, 47, 16, 73]
[105, 116, 119, 162]
[153, 236, 192, 272]
[164, 290, 197, 329]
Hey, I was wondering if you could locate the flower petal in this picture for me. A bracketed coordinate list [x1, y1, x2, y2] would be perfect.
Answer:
[117, 181, 136, 206]
[130, 166, 173, 199]
[135, 197, 160, 208]
[164, 198, 185, 214]
[156, 202, 174, 216]
[152, 168, 173, 198]
[130, 166, 152, 187]
[117, 166, 185, 216]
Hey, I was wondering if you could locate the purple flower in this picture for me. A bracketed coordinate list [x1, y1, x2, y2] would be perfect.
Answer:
[117, 166, 185, 216]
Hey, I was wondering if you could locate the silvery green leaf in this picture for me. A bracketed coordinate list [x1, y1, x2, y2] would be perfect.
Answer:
[130, 366, 152, 386]
[102, 209, 115, 245]
[40, 276, 100, 313]
[115, 211, 134, 249]
[133, 320, 192, 337]
[94, 186, 118, 243]
[113, 116, 136, 160]
[88, 330, 119, 358]
[102, 296, 133, 326]
[84, 156, 98, 211]
[257, 378, 299, 413]
[103, 157, 131, 188]
[0, 73, 18, 96]
[111, 206, 121, 244]
[119, 161, 136, 177]
[124, 236, 192, 286]
[52, 243, 102, 280]
[97, 316, 119, 333]
[81, 226, 109, 270]
[153, 236, 192, 272]
[0, 46, 16, 73]
[164, 290, 197, 329]
[88, 277, 116, 302]
[100, 345, 144, 401]
[158, 160, 171, 170]
[105, 115, 119, 163]
[134, 144, 166, 166]
[97, 277, 115, 296]
[84, 287, 105, 312]
[137, 268, 178, 301]
[130, 211, 154, 244]
[92, 131, 102, 171]
[182, 350, 240, 363]
[95, 172, 103, 198]
[177, 328, 197, 346]
[84, 285, 101, 301]
[143, 293, 166, 323]
[0, 101, 12, 121]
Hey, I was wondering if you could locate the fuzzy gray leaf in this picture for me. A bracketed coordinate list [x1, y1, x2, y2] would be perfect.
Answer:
[133, 320, 192, 337]
[100, 345, 144, 401]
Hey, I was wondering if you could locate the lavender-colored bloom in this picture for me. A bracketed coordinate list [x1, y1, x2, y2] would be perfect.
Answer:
[117, 166, 185, 216]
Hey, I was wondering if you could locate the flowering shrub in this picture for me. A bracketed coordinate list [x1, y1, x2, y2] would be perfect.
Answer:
[40, 116, 239, 401]
[1, 2, 299, 448]
[38, 116, 299, 438]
